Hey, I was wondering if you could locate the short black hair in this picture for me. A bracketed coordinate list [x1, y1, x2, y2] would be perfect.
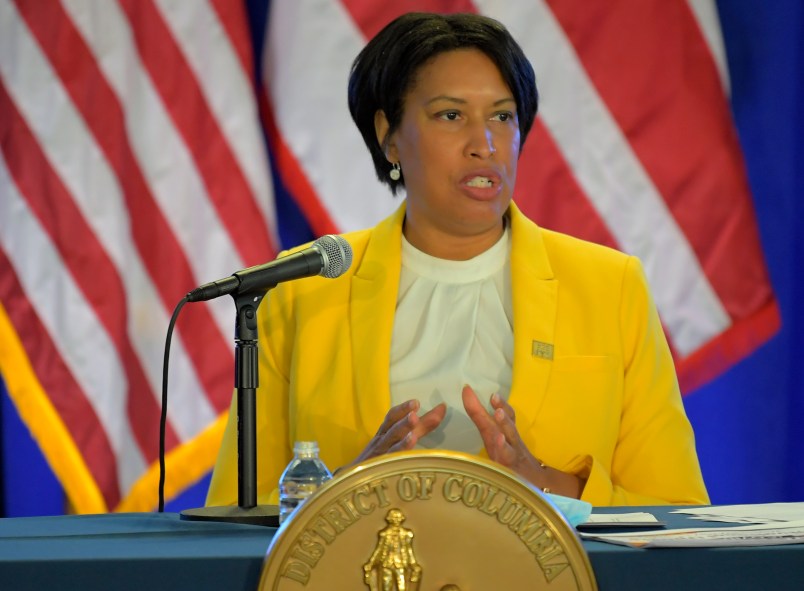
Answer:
[348, 12, 538, 194]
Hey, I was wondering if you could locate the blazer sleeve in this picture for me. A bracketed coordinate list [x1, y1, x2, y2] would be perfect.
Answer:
[579, 256, 709, 506]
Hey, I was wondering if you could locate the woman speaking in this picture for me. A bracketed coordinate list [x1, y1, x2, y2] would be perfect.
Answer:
[207, 12, 708, 507]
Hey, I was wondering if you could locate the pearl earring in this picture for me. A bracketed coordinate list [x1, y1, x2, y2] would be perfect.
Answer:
[389, 162, 401, 181]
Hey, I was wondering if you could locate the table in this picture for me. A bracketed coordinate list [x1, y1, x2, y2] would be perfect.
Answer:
[0, 512, 269, 590]
[0, 507, 802, 590]
[587, 506, 804, 590]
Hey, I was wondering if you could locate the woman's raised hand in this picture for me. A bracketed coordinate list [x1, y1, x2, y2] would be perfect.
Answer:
[346, 399, 447, 469]
[462, 385, 584, 498]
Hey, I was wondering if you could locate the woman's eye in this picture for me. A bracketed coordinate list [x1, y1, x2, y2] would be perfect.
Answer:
[493, 112, 514, 122]
[438, 111, 460, 121]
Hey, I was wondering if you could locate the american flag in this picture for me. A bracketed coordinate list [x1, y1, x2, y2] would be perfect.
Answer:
[0, 0, 778, 513]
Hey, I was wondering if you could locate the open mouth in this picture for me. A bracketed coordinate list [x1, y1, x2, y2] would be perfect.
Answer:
[465, 176, 494, 188]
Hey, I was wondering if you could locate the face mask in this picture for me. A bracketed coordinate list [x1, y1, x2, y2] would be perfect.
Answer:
[544, 492, 593, 527]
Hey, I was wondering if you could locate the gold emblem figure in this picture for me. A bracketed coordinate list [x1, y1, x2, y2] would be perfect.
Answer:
[364, 509, 422, 591]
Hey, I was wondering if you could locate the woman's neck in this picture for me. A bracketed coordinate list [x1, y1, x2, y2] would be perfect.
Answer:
[402, 217, 506, 261]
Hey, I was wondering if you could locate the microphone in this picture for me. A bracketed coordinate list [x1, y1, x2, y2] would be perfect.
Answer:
[186, 234, 353, 302]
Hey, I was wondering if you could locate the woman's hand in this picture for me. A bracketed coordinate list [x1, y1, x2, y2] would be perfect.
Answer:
[342, 400, 447, 471]
[462, 385, 585, 498]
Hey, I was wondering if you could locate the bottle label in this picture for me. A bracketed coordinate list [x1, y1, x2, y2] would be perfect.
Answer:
[279, 481, 325, 523]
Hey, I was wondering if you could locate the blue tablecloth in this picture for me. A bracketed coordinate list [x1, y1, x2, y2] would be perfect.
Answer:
[0, 512, 272, 590]
[1, 507, 802, 590]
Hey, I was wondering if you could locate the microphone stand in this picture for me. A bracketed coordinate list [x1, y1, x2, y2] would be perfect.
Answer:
[181, 290, 279, 526]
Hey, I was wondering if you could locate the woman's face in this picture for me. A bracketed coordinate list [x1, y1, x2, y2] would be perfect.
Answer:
[380, 48, 521, 259]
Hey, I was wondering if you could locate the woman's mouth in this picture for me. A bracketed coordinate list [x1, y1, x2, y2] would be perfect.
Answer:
[460, 172, 503, 200]
[465, 176, 494, 188]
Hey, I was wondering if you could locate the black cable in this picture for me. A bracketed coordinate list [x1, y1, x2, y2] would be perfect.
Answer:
[158, 296, 188, 512]
[0, 379, 5, 517]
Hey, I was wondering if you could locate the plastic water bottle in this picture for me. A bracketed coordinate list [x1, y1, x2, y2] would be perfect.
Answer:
[278, 441, 332, 524]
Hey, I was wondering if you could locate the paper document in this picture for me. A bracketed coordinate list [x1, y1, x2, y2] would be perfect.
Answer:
[578, 512, 665, 530]
[671, 502, 804, 524]
[581, 518, 804, 548]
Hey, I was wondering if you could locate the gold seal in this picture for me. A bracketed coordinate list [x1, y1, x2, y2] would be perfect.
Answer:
[259, 451, 597, 590]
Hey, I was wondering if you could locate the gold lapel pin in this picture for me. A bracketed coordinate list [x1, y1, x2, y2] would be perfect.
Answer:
[532, 340, 554, 360]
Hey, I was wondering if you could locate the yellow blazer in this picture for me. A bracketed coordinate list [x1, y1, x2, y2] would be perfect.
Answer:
[207, 202, 709, 507]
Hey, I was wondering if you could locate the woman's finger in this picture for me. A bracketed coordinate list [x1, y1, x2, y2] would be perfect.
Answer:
[377, 408, 421, 452]
[386, 429, 417, 453]
[462, 385, 506, 455]
[487, 410, 518, 465]
[490, 393, 516, 422]
[492, 404, 523, 451]
[388, 403, 447, 452]
[416, 402, 447, 435]
[375, 399, 419, 438]
[462, 386, 495, 429]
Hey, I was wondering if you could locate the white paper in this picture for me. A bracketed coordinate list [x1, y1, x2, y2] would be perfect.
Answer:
[670, 502, 804, 524]
[583, 512, 660, 524]
[578, 512, 665, 529]
[581, 518, 804, 548]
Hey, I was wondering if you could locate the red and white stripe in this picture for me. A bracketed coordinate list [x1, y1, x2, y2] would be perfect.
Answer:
[491, 0, 731, 354]
[0, 0, 276, 512]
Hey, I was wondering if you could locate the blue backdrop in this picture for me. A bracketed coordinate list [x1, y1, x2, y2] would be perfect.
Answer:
[1, 0, 802, 516]
[683, 0, 804, 503]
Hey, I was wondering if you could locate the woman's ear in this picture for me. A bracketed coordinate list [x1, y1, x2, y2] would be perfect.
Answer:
[374, 110, 398, 161]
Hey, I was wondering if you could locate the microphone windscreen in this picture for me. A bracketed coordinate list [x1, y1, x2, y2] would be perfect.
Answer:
[315, 235, 353, 278]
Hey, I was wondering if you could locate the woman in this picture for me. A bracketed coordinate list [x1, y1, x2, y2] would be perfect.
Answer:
[207, 12, 708, 506]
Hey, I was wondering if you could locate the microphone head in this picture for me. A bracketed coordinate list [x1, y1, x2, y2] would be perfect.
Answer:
[314, 235, 353, 278]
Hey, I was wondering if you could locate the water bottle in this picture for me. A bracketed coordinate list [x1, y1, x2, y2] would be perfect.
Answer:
[278, 441, 332, 524]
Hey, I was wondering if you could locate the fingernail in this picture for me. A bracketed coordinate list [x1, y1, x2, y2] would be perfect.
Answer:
[491, 393, 501, 405]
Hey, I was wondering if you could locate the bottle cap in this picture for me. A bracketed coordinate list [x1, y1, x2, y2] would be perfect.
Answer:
[294, 441, 319, 454]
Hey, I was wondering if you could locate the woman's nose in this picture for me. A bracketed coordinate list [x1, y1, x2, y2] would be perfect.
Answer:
[464, 123, 496, 159]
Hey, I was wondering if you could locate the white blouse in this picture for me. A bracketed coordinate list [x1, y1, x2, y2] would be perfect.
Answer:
[390, 227, 514, 454]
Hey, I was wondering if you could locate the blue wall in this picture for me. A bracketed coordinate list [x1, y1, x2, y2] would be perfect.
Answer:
[682, 0, 804, 503]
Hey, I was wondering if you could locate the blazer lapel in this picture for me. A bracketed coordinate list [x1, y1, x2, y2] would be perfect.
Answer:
[350, 204, 406, 435]
[507, 203, 558, 433]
